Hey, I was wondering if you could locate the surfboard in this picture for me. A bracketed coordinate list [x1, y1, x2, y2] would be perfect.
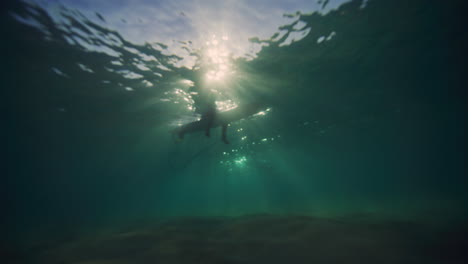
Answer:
[173, 103, 265, 137]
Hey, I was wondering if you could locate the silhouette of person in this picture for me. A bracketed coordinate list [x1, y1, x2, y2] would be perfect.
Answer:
[189, 81, 218, 138]
[197, 90, 216, 137]
[176, 67, 230, 144]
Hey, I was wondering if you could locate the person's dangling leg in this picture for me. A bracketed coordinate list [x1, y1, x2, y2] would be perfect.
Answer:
[221, 123, 229, 144]
[204, 108, 215, 137]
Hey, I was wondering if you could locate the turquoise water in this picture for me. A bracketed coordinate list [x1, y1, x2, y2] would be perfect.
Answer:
[3, 0, 467, 262]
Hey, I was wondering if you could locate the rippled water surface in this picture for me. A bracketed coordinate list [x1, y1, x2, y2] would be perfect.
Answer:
[3, 0, 467, 263]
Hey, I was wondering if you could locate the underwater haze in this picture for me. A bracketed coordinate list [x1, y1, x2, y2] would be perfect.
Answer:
[3, 0, 467, 263]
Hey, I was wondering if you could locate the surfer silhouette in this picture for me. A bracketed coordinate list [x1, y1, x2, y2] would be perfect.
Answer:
[176, 81, 230, 144]
[195, 89, 217, 138]
[174, 101, 266, 145]
[200, 105, 229, 144]
[201, 102, 230, 144]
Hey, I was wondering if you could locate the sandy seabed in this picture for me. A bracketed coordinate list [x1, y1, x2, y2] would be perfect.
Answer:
[5, 214, 467, 264]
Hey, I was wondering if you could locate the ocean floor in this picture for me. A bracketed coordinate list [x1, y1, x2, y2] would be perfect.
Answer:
[6, 214, 467, 264]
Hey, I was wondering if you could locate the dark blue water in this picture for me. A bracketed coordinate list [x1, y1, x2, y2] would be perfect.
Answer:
[3, 0, 467, 263]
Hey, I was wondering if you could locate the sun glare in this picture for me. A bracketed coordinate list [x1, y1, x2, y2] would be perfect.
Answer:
[204, 35, 233, 82]
[215, 100, 238, 112]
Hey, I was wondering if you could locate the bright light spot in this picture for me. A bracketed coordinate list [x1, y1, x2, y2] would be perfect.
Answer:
[162, 88, 194, 108]
[254, 111, 266, 117]
[119, 70, 143, 79]
[181, 79, 194, 86]
[252, 107, 272, 117]
[216, 100, 238, 112]
[51, 67, 69, 78]
[234, 156, 247, 167]
[360, 0, 369, 9]
[134, 62, 151, 71]
[318, 32, 336, 44]
[77, 63, 93, 73]
[261, 138, 268, 142]
[142, 80, 153, 87]
[206, 69, 226, 81]
[111, 60, 123, 66]
[125, 87, 134, 91]
[241, 136, 247, 140]
[317, 36, 325, 44]
[326, 31, 336, 41]
[203, 35, 233, 82]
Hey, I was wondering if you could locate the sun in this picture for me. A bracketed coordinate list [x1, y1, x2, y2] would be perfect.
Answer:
[203, 35, 233, 82]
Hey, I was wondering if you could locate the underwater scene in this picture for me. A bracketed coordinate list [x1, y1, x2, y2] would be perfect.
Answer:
[3, 0, 467, 263]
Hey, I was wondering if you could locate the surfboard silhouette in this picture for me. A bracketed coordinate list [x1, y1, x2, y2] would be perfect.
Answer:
[172, 103, 266, 143]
